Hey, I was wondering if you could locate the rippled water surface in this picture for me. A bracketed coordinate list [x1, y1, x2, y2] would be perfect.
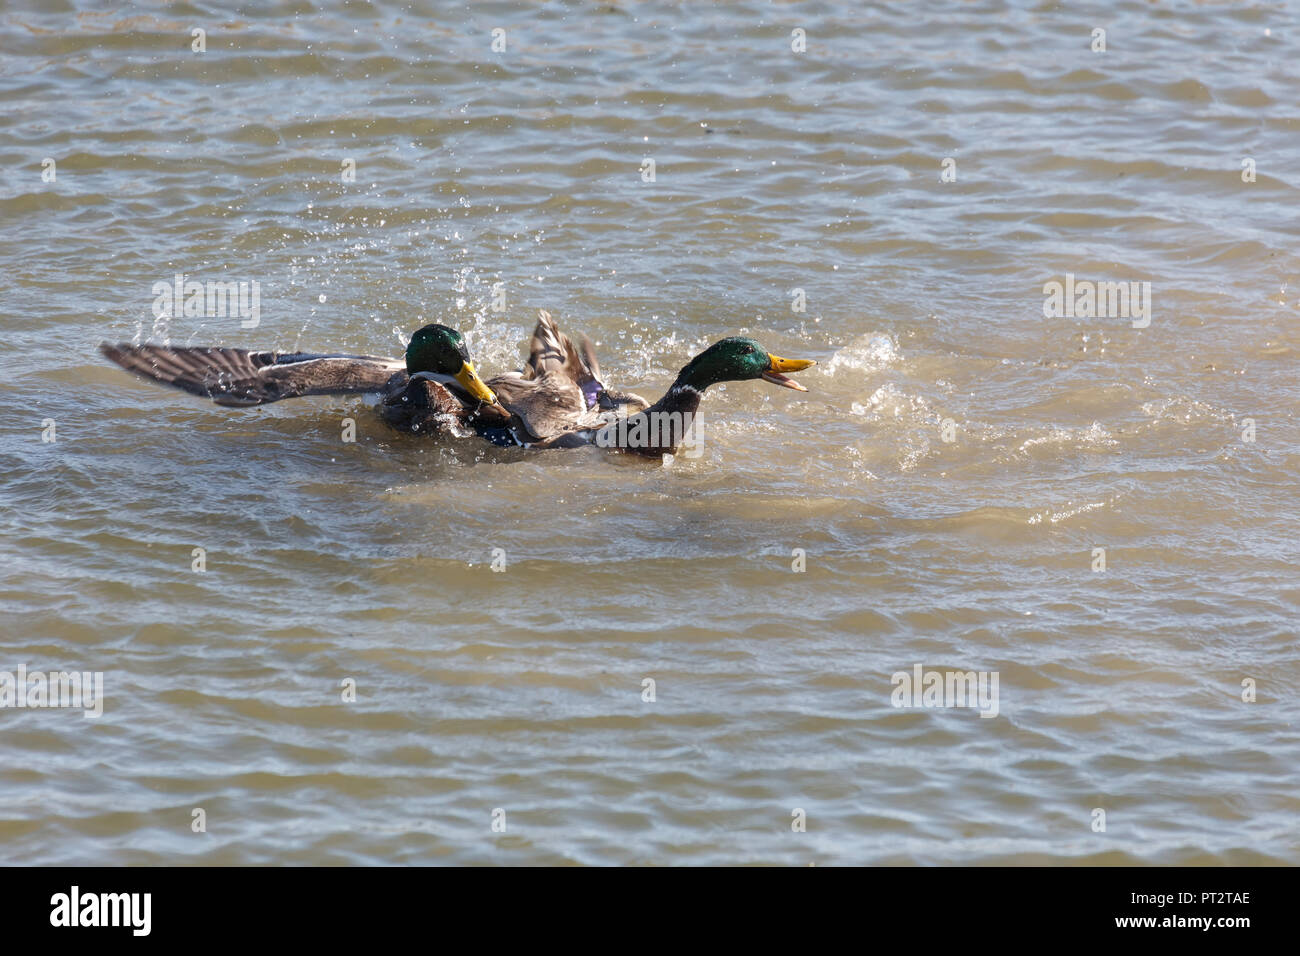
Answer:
[1, 1, 1298, 865]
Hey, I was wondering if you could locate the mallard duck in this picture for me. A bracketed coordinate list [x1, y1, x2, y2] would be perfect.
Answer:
[98, 311, 640, 442]
[100, 324, 503, 437]
[481, 333, 815, 454]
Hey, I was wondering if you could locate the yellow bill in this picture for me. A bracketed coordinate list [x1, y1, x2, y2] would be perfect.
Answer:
[455, 361, 498, 404]
[762, 353, 816, 391]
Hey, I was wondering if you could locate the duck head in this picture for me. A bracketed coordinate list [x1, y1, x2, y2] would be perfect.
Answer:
[674, 336, 816, 392]
[405, 324, 498, 405]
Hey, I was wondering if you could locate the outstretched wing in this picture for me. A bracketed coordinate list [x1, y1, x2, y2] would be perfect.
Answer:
[100, 342, 405, 407]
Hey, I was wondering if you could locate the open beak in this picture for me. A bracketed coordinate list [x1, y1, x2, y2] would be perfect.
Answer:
[455, 361, 498, 405]
[761, 353, 816, 391]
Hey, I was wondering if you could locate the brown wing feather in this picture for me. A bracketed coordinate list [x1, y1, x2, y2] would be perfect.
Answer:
[100, 342, 404, 407]
[500, 310, 657, 441]
[489, 370, 608, 441]
[524, 310, 567, 379]
[526, 311, 649, 415]
[524, 310, 598, 390]
[577, 333, 603, 383]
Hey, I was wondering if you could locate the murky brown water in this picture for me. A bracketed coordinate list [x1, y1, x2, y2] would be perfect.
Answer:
[1, 1, 1297, 864]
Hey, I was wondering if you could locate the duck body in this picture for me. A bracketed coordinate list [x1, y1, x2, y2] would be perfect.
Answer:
[594, 383, 705, 458]
[480, 310, 648, 447]
[378, 372, 513, 437]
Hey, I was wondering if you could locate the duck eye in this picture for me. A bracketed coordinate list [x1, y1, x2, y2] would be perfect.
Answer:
[741, 346, 754, 354]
